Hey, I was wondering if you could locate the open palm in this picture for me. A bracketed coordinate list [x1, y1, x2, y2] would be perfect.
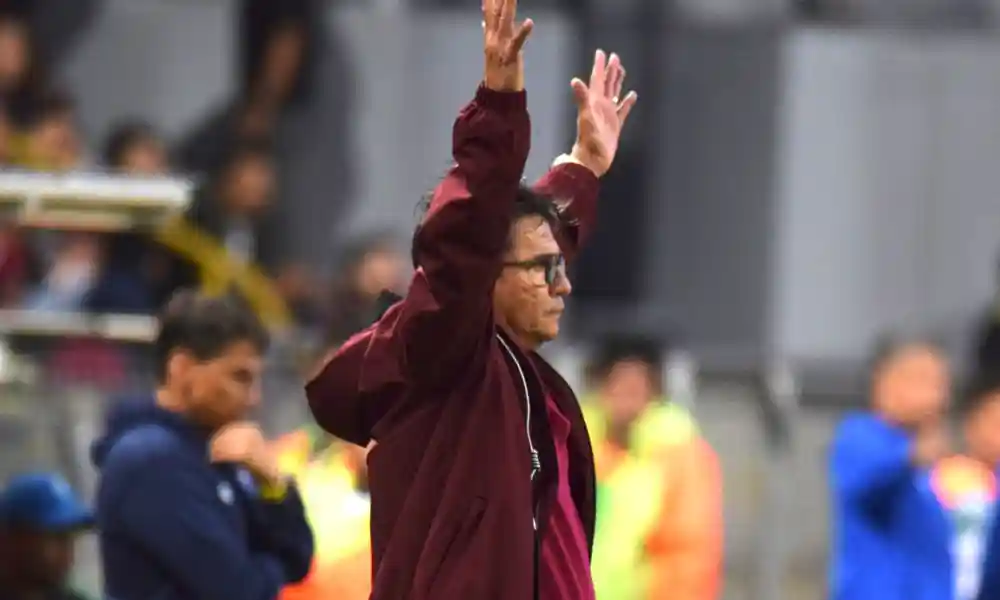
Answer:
[571, 50, 638, 177]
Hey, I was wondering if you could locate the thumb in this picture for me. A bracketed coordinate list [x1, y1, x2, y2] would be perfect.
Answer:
[570, 78, 588, 108]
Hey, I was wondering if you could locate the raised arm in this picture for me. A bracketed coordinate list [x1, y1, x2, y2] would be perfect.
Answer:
[829, 415, 914, 509]
[532, 50, 637, 261]
[398, 0, 534, 382]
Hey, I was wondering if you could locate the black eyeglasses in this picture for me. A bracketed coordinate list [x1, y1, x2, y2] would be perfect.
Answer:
[502, 254, 566, 287]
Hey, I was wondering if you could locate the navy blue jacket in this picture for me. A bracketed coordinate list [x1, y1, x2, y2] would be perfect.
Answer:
[91, 398, 314, 600]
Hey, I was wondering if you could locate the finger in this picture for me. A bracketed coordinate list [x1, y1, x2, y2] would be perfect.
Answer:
[617, 90, 638, 124]
[604, 53, 621, 99]
[612, 67, 627, 103]
[498, 0, 516, 34]
[589, 49, 606, 95]
[570, 78, 589, 108]
[483, 0, 497, 32]
[505, 19, 533, 62]
[608, 59, 625, 103]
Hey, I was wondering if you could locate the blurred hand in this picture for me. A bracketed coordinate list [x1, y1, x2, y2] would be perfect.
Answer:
[569, 50, 638, 177]
[482, 0, 533, 92]
[912, 422, 951, 467]
[210, 422, 282, 484]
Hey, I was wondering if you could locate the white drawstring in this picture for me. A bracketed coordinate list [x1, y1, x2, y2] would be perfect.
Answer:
[497, 334, 540, 531]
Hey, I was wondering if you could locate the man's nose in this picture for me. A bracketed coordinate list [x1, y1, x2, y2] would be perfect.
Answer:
[551, 271, 572, 297]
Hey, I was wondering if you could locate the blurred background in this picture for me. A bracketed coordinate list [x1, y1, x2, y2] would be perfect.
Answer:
[4, 0, 1000, 598]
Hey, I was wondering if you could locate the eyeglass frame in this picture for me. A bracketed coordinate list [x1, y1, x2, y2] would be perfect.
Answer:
[501, 254, 567, 288]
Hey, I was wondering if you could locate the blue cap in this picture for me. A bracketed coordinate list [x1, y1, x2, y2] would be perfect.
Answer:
[0, 472, 93, 531]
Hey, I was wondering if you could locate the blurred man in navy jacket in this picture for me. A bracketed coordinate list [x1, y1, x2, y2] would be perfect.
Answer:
[91, 290, 313, 600]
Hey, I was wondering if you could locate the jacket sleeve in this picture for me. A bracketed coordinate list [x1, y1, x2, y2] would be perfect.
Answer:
[531, 157, 600, 263]
[645, 438, 723, 600]
[245, 484, 315, 584]
[398, 85, 530, 383]
[116, 450, 309, 600]
[829, 416, 913, 509]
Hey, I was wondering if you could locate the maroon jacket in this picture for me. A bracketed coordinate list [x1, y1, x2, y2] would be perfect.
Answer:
[305, 85, 600, 600]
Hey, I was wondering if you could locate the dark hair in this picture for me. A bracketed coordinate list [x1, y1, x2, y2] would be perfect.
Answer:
[13, 88, 73, 130]
[411, 184, 561, 268]
[337, 231, 398, 275]
[218, 137, 273, 177]
[103, 120, 159, 168]
[154, 290, 269, 382]
[867, 332, 943, 385]
[960, 369, 1000, 417]
[586, 335, 663, 386]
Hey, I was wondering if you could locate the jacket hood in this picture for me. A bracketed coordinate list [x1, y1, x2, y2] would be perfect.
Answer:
[90, 396, 200, 468]
[305, 300, 406, 447]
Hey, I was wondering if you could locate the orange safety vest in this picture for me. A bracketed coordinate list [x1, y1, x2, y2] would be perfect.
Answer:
[584, 400, 723, 600]
[275, 430, 372, 600]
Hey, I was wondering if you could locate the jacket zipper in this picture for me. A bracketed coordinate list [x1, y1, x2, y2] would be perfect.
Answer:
[496, 334, 542, 600]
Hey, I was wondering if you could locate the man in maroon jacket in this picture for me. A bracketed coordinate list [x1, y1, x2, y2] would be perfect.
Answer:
[305, 0, 637, 597]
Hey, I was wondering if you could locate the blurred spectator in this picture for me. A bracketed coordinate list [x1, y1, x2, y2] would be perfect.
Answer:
[187, 139, 277, 269]
[967, 370, 1000, 600]
[0, 472, 94, 600]
[931, 370, 1000, 600]
[84, 120, 172, 315]
[0, 222, 27, 307]
[828, 336, 951, 600]
[173, 100, 271, 176]
[26, 233, 100, 312]
[240, 0, 319, 114]
[582, 337, 722, 600]
[0, 14, 41, 117]
[102, 120, 168, 176]
[175, 0, 320, 176]
[157, 139, 295, 329]
[275, 431, 372, 600]
[324, 233, 405, 345]
[174, 0, 325, 257]
[11, 89, 82, 171]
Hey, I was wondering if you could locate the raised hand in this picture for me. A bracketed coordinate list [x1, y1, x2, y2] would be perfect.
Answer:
[210, 421, 282, 485]
[482, 0, 533, 91]
[570, 50, 638, 177]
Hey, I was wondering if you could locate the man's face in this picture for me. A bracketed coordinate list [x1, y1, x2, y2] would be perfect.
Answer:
[493, 216, 570, 349]
[224, 156, 274, 216]
[966, 393, 1000, 464]
[0, 20, 28, 90]
[600, 360, 655, 428]
[121, 138, 168, 175]
[356, 249, 404, 297]
[7, 530, 76, 588]
[875, 345, 949, 427]
[30, 112, 80, 170]
[174, 341, 264, 429]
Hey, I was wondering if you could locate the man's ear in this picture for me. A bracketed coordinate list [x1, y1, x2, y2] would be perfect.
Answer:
[166, 350, 196, 383]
